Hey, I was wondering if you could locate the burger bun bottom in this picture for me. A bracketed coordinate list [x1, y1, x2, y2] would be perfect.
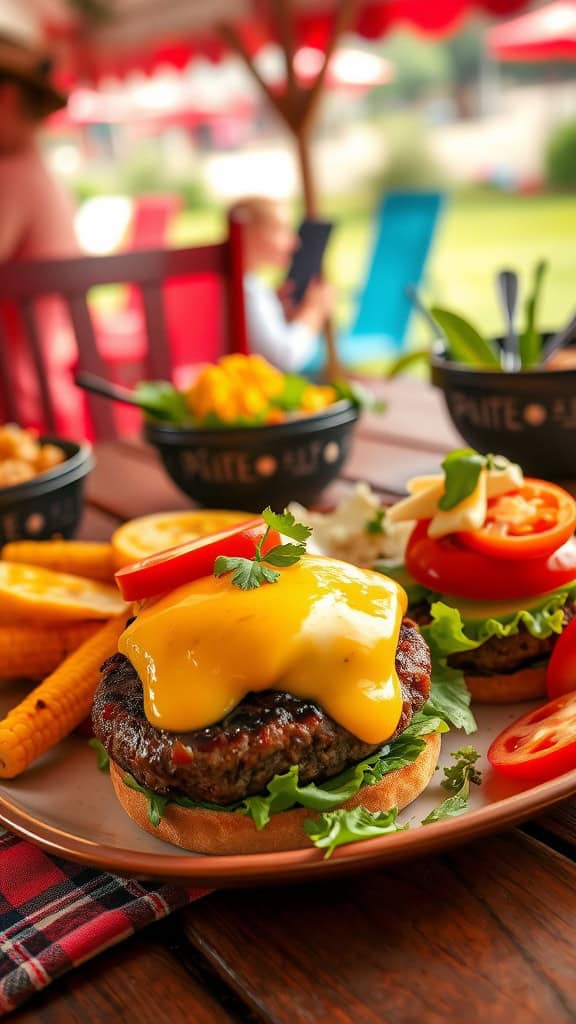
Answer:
[465, 665, 546, 704]
[109, 733, 441, 855]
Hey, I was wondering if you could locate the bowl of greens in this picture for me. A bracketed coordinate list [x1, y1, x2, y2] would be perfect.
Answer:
[77, 356, 379, 510]
[397, 265, 576, 478]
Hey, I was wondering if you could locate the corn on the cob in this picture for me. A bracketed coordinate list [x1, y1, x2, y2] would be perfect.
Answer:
[1, 541, 116, 582]
[0, 615, 125, 778]
[0, 621, 100, 680]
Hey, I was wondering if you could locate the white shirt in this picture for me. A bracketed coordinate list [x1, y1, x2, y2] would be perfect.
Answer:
[244, 272, 318, 373]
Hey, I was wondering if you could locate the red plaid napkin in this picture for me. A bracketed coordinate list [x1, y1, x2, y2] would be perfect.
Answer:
[0, 828, 208, 1016]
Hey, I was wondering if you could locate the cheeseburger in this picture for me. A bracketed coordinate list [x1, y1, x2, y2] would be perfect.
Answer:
[385, 450, 576, 705]
[92, 513, 441, 854]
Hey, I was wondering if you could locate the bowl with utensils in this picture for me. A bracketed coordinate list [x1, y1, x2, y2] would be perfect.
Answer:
[399, 267, 576, 478]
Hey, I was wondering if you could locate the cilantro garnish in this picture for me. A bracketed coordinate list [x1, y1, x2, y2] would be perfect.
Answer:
[365, 508, 387, 535]
[214, 507, 312, 591]
[422, 745, 482, 824]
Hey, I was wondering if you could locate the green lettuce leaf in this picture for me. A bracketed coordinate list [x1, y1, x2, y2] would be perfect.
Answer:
[419, 583, 576, 735]
[88, 738, 110, 773]
[304, 806, 408, 859]
[119, 712, 448, 830]
[134, 381, 190, 423]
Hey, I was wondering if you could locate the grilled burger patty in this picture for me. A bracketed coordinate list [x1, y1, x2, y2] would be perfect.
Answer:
[412, 600, 576, 676]
[92, 620, 431, 806]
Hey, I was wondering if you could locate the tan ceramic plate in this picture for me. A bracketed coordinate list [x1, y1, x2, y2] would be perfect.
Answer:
[0, 680, 575, 885]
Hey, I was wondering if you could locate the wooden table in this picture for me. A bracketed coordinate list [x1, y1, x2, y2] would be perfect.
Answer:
[13, 379, 576, 1023]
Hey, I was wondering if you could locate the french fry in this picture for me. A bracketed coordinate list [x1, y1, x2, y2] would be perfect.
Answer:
[1, 541, 116, 582]
[0, 621, 100, 680]
[0, 615, 125, 779]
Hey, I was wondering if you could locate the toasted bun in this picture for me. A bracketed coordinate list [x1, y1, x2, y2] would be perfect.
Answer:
[110, 733, 441, 855]
[465, 665, 546, 704]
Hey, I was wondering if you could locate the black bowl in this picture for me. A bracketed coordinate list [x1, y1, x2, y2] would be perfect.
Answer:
[144, 401, 359, 511]
[431, 349, 576, 478]
[0, 438, 94, 545]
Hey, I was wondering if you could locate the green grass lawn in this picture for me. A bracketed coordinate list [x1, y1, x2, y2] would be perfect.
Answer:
[173, 190, 576, 372]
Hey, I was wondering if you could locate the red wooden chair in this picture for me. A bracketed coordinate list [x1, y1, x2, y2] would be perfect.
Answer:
[0, 215, 247, 442]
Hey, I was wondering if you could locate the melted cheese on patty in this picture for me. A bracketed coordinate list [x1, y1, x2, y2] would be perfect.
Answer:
[118, 555, 407, 745]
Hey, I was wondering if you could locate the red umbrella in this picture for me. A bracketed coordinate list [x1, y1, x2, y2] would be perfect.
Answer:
[487, 0, 576, 61]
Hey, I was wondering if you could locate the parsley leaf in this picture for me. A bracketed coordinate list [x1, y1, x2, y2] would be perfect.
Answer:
[214, 507, 311, 590]
[214, 556, 279, 589]
[88, 738, 110, 773]
[365, 508, 387, 535]
[261, 507, 312, 543]
[304, 806, 408, 859]
[422, 746, 482, 825]
[439, 448, 485, 511]
[443, 745, 482, 792]
[263, 542, 308, 567]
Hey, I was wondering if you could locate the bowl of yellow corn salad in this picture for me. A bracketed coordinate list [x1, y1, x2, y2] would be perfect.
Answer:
[0, 435, 94, 545]
[141, 355, 361, 510]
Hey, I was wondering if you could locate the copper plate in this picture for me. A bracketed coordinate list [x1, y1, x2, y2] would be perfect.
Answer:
[0, 681, 574, 886]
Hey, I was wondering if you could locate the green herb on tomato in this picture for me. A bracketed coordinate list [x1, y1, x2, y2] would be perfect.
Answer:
[214, 507, 312, 591]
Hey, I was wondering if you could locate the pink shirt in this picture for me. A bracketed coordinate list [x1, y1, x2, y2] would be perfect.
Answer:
[0, 145, 85, 437]
[0, 144, 78, 262]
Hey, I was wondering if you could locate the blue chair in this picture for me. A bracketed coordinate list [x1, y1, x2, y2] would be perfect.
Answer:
[335, 190, 444, 369]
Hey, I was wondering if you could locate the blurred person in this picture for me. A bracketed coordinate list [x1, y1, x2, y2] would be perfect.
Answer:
[0, 2, 83, 436]
[230, 197, 334, 374]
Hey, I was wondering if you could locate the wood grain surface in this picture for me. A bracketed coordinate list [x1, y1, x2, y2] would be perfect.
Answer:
[181, 834, 576, 1024]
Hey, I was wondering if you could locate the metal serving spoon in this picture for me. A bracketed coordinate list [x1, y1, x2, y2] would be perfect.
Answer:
[497, 269, 520, 372]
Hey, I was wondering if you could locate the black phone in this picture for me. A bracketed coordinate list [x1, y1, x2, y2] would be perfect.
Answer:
[285, 219, 333, 305]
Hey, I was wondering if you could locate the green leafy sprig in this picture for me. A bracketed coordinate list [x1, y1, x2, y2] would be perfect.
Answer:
[365, 508, 387, 535]
[214, 507, 312, 591]
[422, 746, 482, 824]
[304, 806, 407, 860]
[439, 448, 508, 511]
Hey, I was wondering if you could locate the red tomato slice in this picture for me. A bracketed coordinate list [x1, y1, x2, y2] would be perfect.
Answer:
[458, 479, 576, 561]
[546, 617, 576, 699]
[406, 519, 576, 601]
[488, 692, 576, 783]
[115, 518, 280, 601]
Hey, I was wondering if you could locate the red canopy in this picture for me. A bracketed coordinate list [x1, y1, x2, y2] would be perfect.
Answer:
[487, 0, 576, 61]
[50, 0, 530, 83]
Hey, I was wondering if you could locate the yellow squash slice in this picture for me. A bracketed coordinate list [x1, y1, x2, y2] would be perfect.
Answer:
[111, 509, 253, 568]
[0, 562, 126, 623]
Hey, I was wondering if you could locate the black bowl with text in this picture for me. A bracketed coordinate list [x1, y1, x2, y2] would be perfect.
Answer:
[144, 401, 359, 510]
[0, 438, 94, 545]
[431, 346, 576, 478]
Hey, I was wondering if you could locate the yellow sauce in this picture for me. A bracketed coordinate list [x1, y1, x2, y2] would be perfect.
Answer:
[119, 555, 407, 745]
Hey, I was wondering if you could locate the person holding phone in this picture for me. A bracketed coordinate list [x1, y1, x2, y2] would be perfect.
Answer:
[229, 197, 334, 374]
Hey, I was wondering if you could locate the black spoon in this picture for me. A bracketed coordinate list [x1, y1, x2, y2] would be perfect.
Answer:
[540, 311, 576, 365]
[405, 285, 444, 341]
[497, 269, 520, 371]
[76, 372, 146, 408]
